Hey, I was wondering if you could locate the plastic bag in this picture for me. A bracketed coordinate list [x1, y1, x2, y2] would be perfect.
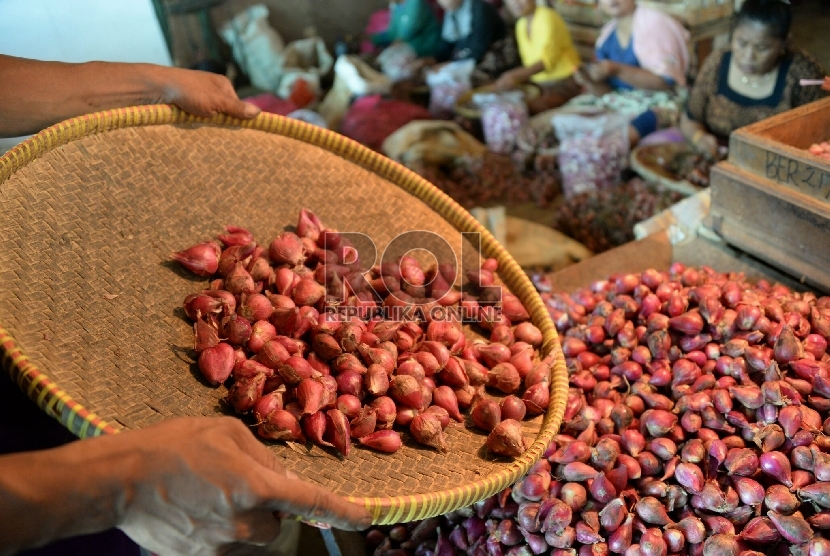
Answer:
[553, 111, 630, 198]
[376, 42, 418, 82]
[334, 55, 392, 96]
[474, 91, 528, 155]
[426, 59, 475, 118]
[220, 4, 284, 92]
[276, 37, 334, 101]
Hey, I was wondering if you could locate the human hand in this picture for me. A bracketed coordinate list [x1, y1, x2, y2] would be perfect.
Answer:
[692, 130, 719, 160]
[585, 60, 616, 82]
[114, 416, 371, 555]
[156, 66, 261, 120]
[573, 66, 589, 87]
[823, 76, 830, 91]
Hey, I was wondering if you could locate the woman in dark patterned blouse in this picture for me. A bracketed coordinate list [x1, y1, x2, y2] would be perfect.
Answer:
[681, 0, 827, 158]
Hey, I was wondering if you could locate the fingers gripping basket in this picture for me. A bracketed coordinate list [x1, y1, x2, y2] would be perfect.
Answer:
[0, 106, 567, 525]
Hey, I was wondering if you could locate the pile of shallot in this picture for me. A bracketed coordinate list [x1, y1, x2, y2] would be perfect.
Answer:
[807, 142, 830, 161]
[365, 264, 830, 556]
[554, 179, 683, 254]
[172, 209, 550, 459]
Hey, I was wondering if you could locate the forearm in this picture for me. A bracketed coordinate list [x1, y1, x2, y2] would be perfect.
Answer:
[0, 55, 180, 136]
[0, 437, 136, 555]
[517, 61, 546, 82]
[613, 63, 671, 91]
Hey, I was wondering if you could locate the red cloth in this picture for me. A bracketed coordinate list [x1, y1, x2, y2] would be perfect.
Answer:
[243, 93, 298, 115]
[339, 95, 433, 152]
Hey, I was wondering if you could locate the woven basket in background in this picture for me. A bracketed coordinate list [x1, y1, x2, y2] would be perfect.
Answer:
[0, 107, 567, 525]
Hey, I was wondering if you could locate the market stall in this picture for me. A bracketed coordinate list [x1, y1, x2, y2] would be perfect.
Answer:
[2, 2, 830, 554]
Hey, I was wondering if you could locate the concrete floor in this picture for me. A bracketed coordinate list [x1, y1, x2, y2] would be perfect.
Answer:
[791, 0, 830, 71]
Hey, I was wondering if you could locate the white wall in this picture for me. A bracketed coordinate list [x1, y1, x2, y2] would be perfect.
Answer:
[0, 0, 171, 152]
[0, 0, 171, 64]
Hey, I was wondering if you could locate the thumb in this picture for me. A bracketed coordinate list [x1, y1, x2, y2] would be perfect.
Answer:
[219, 98, 261, 120]
[241, 102, 261, 119]
[261, 473, 372, 531]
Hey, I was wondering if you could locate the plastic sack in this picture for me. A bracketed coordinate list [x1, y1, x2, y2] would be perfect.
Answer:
[334, 55, 392, 96]
[287, 109, 329, 129]
[426, 59, 475, 118]
[276, 37, 334, 101]
[339, 95, 432, 151]
[381, 120, 486, 167]
[474, 91, 528, 155]
[376, 42, 418, 82]
[220, 4, 284, 92]
[553, 111, 630, 198]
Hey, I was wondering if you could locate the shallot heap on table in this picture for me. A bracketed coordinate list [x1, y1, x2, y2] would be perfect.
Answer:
[365, 265, 830, 556]
[172, 209, 552, 459]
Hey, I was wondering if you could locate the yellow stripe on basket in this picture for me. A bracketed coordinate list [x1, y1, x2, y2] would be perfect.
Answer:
[35, 380, 55, 407]
[25, 372, 49, 399]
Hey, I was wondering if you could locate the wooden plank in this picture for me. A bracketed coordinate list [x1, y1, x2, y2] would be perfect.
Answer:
[548, 232, 673, 292]
[706, 161, 830, 292]
[556, 1, 606, 26]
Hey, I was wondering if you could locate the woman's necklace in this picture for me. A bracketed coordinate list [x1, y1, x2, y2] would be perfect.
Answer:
[740, 70, 775, 88]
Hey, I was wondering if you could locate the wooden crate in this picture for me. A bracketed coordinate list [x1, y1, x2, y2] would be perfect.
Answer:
[556, 1, 606, 26]
[557, 0, 733, 28]
[706, 160, 830, 292]
[728, 97, 830, 204]
[638, 0, 734, 26]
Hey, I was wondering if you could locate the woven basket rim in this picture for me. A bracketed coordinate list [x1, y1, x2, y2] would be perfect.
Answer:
[0, 105, 568, 525]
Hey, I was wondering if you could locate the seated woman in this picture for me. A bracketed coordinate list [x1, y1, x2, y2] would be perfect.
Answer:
[682, 0, 827, 158]
[493, 0, 581, 92]
[431, 0, 506, 64]
[573, 0, 690, 143]
[371, 0, 443, 59]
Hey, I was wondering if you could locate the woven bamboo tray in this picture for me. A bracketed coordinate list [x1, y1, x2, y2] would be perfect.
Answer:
[0, 106, 567, 525]
[631, 143, 704, 197]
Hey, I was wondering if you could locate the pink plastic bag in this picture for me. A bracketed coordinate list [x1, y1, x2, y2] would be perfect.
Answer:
[339, 95, 433, 151]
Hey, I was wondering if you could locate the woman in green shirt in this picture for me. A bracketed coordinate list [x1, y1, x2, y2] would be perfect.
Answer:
[371, 0, 443, 58]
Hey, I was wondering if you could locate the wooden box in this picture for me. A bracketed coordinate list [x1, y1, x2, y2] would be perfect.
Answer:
[638, 0, 733, 26]
[556, 0, 733, 27]
[556, 1, 606, 26]
[706, 160, 830, 292]
[728, 97, 830, 204]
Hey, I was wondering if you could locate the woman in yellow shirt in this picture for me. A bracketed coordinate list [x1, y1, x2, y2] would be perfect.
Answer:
[495, 0, 581, 91]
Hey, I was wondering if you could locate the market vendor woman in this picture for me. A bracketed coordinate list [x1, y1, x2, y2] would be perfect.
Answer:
[682, 0, 827, 157]
[494, 0, 581, 91]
